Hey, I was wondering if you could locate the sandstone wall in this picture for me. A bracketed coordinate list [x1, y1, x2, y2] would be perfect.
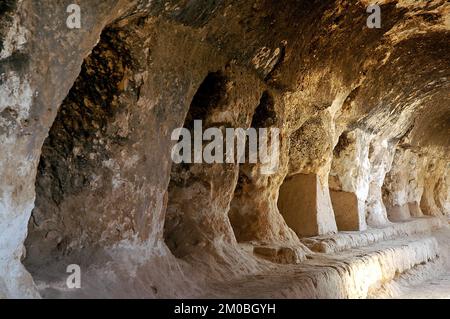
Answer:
[0, 0, 448, 298]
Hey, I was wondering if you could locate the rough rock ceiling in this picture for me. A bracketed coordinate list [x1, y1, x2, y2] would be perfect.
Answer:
[0, 0, 448, 299]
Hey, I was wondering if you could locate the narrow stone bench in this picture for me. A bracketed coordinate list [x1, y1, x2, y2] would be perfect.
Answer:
[300, 216, 443, 253]
[207, 235, 441, 299]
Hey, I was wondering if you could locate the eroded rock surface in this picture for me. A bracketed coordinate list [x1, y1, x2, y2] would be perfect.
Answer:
[0, 0, 449, 298]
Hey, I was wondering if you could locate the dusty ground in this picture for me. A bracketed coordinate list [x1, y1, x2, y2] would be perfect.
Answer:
[370, 223, 450, 299]
[393, 226, 450, 299]
[1, 0, 449, 299]
[397, 273, 450, 299]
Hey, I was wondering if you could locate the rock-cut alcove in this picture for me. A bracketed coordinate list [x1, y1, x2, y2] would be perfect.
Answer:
[163, 70, 232, 258]
[228, 90, 279, 243]
[1, 0, 449, 300]
[23, 25, 144, 279]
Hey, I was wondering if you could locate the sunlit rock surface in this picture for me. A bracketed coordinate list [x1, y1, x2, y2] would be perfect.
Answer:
[0, 0, 449, 298]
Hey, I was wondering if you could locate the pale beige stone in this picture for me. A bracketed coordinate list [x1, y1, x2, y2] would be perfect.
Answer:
[387, 204, 412, 222]
[330, 190, 367, 231]
[0, 0, 448, 300]
[278, 173, 337, 237]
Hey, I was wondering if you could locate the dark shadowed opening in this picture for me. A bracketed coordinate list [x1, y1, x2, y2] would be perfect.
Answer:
[24, 27, 136, 275]
[163, 71, 228, 257]
[228, 91, 277, 242]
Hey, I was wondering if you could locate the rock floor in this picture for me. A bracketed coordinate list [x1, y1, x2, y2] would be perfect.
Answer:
[29, 217, 450, 299]
[396, 272, 450, 299]
[202, 218, 450, 299]
[386, 223, 450, 299]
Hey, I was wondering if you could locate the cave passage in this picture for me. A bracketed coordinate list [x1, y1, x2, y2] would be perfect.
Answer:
[0, 0, 448, 300]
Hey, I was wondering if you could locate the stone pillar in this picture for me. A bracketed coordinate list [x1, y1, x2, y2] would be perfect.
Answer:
[435, 169, 450, 216]
[228, 124, 303, 247]
[408, 202, 423, 217]
[164, 67, 269, 259]
[366, 140, 395, 226]
[329, 129, 371, 231]
[421, 159, 449, 217]
[382, 147, 429, 221]
[278, 173, 337, 237]
[387, 205, 411, 221]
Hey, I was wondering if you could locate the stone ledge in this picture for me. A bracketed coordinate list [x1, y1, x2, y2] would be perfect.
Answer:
[206, 235, 440, 298]
[253, 245, 304, 264]
[300, 217, 443, 253]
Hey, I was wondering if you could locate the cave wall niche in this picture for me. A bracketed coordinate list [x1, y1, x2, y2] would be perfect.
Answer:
[226, 90, 306, 264]
[163, 70, 236, 258]
[228, 90, 279, 243]
[23, 24, 151, 276]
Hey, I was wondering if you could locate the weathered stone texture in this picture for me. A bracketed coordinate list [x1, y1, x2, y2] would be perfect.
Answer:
[0, 0, 448, 298]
